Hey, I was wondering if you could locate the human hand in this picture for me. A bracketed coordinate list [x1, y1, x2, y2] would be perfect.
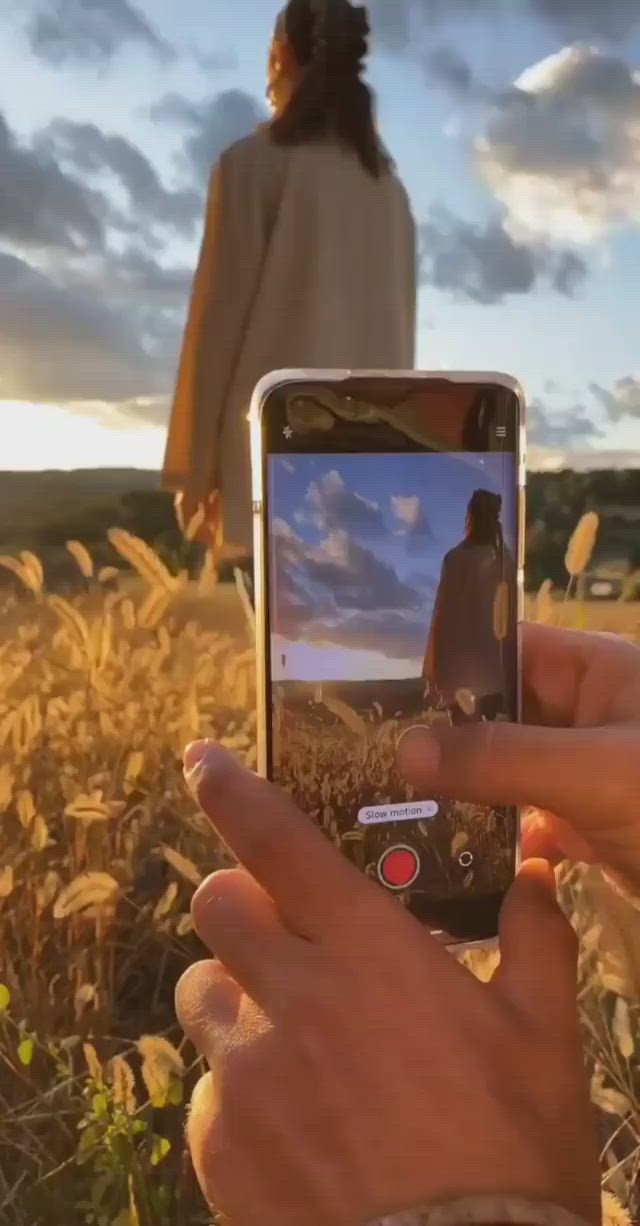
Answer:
[176, 740, 599, 1226]
[398, 624, 640, 896]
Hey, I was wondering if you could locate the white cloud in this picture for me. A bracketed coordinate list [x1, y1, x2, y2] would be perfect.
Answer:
[477, 45, 640, 244]
[591, 375, 640, 420]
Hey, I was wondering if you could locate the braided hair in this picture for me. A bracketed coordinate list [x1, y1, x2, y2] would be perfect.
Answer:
[270, 0, 392, 178]
[467, 489, 505, 555]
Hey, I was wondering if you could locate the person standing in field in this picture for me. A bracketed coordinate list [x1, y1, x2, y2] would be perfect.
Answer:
[162, 0, 417, 568]
[424, 489, 517, 722]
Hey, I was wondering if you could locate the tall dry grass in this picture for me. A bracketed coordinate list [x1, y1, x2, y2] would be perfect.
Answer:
[0, 517, 638, 1225]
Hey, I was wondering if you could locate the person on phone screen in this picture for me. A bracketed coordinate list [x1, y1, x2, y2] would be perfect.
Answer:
[162, 0, 417, 569]
[423, 489, 517, 722]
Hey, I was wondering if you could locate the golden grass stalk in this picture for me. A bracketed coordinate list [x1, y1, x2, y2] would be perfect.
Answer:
[109, 1055, 137, 1113]
[0, 554, 42, 595]
[21, 550, 44, 590]
[137, 1035, 184, 1106]
[322, 695, 368, 738]
[183, 504, 206, 542]
[63, 795, 113, 824]
[48, 595, 89, 649]
[0, 865, 14, 898]
[52, 872, 120, 919]
[153, 882, 178, 920]
[160, 845, 203, 887]
[455, 688, 476, 717]
[98, 565, 120, 584]
[535, 578, 555, 625]
[83, 1043, 104, 1085]
[66, 540, 94, 579]
[108, 528, 176, 593]
[602, 1192, 633, 1226]
[612, 997, 634, 1060]
[565, 511, 599, 577]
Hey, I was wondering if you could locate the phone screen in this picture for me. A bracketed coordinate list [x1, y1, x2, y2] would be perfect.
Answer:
[257, 376, 523, 945]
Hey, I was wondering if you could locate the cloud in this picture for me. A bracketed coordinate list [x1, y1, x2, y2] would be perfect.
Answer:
[38, 119, 201, 236]
[303, 470, 385, 537]
[150, 89, 267, 185]
[0, 111, 106, 251]
[0, 105, 213, 413]
[419, 206, 587, 302]
[0, 251, 180, 404]
[528, 0, 640, 41]
[24, 0, 172, 67]
[424, 46, 486, 100]
[271, 516, 425, 657]
[527, 398, 603, 448]
[391, 495, 435, 552]
[368, 0, 480, 50]
[477, 46, 640, 244]
[591, 376, 640, 420]
[369, 0, 640, 49]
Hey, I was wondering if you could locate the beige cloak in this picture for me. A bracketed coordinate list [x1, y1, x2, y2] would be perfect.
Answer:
[162, 127, 417, 554]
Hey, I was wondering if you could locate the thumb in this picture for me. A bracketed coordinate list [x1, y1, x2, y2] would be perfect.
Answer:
[496, 860, 579, 1027]
[396, 720, 636, 876]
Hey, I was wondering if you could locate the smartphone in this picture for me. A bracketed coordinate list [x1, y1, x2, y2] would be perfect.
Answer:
[251, 371, 525, 949]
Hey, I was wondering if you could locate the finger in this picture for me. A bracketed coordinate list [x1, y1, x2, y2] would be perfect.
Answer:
[521, 622, 640, 725]
[191, 867, 303, 1003]
[520, 810, 562, 866]
[497, 859, 579, 1027]
[396, 719, 637, 874]
[183, 740, 369, 944]
[187, 1072, 217, 1208]
[521, 810, 596, 866]
[176, 959, 243, 1064]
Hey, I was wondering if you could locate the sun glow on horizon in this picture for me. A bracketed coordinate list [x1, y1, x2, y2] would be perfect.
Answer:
[271, 634, 422, 683]
[0, 401, 165, 471]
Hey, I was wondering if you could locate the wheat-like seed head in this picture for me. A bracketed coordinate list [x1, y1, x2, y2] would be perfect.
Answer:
[0, 554, 41, 595]
[535, 578, 555, 624]
[108, 528, 176, 592]
[602, 1192, 633, 1226]
[565, 511, 599, 577]
[66, 540, 94, 579]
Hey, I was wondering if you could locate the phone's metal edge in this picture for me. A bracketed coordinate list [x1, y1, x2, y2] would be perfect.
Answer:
[250, 369, 527, 955]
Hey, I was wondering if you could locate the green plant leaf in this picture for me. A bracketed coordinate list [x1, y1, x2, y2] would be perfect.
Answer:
[167, 1078, 183, 1106]
[18, 1037, 34, 1066]
[150, 1134, 171, 1167]
[0, 983, 10, 1011]
[77, 1124, 101, 1162]
[92, 1092, 109, 1119]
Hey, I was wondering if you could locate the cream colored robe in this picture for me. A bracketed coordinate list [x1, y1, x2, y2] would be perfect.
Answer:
[162, 127, 417, 554]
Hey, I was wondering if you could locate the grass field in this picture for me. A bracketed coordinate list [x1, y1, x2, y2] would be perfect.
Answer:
[0, 532, 638, 1225]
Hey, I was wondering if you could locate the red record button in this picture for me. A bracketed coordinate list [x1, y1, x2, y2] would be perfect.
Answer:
[378, 845, 420, 890]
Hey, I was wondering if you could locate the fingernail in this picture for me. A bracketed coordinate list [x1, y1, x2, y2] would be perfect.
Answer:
[183, 740, 232, 796]
[395, 725, 441, 774]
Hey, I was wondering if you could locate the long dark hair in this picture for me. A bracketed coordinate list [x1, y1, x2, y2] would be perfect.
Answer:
[467, 489, 504, 554]
[270, 0, 392, 178]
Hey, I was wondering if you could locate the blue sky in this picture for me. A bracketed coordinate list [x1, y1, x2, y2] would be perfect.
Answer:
[1, 0, 639, 472]
[267, 451, 515, 679]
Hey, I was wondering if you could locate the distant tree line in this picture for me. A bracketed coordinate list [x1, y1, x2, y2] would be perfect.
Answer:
[0, 468, 638, 594]
[525, 469, 640, 590]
